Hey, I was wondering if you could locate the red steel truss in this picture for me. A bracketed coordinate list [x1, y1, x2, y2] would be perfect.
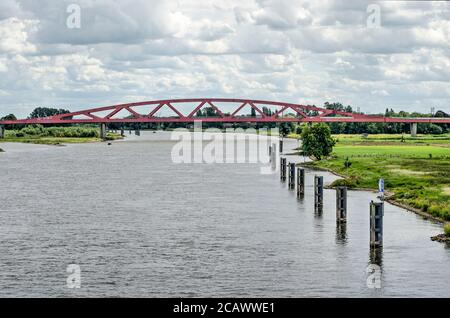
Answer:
[1, 98, 449, 125]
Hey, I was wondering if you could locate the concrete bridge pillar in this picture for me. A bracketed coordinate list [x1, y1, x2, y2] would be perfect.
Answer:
[100, 123, 107, 139]
[0, 125, 5, 139]
[410, 123, 417, 137]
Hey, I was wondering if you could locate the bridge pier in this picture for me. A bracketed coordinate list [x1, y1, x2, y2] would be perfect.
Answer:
[0, 125, 5, 139]
[100, 123, 107, 139]
[135, 124, 141, 136]
[410, 123, 417, 137]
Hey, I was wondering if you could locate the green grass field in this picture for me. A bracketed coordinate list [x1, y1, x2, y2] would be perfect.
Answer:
[303, 134, 450, 221]
[333, 144, 449, 158]
[333, 133, 450, 145]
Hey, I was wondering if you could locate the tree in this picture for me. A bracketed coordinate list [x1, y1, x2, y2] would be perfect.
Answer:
[301, 123, 335, 160]
[324, 102, 344, 111]
[28, 107, 70, 119]
[1, 114, 17, 121]
[279, 122, 294, 137]
[1, 114, 20, 129]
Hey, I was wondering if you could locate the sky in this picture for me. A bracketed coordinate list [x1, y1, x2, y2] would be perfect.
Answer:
[0, 0, 449, 118]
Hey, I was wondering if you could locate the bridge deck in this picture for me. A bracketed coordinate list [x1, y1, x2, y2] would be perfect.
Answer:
[0, 98, 448, 125]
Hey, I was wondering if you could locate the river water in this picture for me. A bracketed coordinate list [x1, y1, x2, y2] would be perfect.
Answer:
[0, 132, 448, 297]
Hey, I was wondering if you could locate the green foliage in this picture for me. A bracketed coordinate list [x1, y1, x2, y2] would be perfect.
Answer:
[28, 107, 70, 119]
[196, 106, 220, 117]
[444, 223, 450, 237]
[330, 177, 358, 188]
[301, 123, 335, 160]
[8, 125, 100, 138]
[279, 122, 294, 137]
[1, 114, 17, 121]
[344, 157, 352, 168]
[303, 139, 450, 221]
[319, 102, 448, 134]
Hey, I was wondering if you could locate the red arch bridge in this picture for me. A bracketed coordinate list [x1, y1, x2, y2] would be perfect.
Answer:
[0, 98, 448, 138]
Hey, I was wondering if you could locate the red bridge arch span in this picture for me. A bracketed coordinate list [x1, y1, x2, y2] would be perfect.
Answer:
[0, 98, 449, 125]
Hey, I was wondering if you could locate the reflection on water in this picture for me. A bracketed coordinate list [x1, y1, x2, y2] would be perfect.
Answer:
[369, 248, 383, 267]
[314, 205, 323, 218]
[336, 223, 347, 245]
[0, 132, 449, 297]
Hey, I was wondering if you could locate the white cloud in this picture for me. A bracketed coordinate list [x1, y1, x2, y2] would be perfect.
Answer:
[0, 18, 37, 54]
[0, 0, 449, 118]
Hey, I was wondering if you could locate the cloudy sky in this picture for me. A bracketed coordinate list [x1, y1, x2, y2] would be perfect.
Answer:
[0, 0, 449, 118]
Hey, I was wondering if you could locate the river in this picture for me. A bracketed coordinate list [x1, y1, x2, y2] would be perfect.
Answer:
[0, 131, 448, 297]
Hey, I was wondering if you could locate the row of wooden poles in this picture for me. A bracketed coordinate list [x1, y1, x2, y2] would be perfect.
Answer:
[270, 141, 383, 248]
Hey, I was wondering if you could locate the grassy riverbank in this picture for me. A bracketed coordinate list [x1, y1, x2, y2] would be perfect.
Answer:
[0, 126, 122, 145]
[301, 134, 450, 221]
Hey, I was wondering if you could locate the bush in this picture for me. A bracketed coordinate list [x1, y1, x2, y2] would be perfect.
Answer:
[331, 178, 358, 188]
[444, 223, 450, 237]
[14, 126, 99, 138]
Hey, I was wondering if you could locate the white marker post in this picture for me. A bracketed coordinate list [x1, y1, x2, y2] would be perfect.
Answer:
[378, 178, 384, 201]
